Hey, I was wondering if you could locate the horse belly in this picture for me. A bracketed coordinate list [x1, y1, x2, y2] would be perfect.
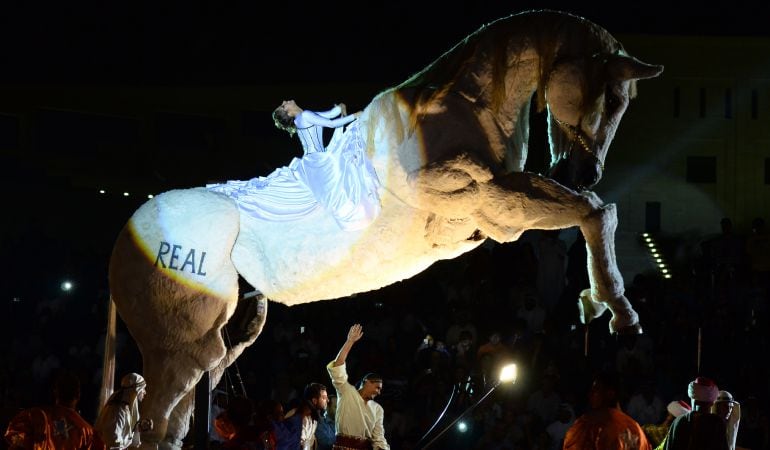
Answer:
[231, 196, 482, 305]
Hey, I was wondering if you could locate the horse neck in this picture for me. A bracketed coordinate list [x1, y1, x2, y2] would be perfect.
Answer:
[482, 47, 541, 173]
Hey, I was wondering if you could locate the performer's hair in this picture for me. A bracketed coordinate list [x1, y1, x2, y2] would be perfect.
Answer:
[358, 373, 383, 389]
[272, 105, 297, 136]
[304, 382, 327, 401]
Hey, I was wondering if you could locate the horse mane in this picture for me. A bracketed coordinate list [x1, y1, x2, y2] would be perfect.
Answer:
[393, 10, 625, 125]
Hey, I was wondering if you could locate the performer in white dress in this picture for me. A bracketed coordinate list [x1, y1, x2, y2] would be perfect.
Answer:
[207, 100, 381, 231]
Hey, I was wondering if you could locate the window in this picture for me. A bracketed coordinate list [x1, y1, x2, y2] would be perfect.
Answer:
[686, 156, 717, 183]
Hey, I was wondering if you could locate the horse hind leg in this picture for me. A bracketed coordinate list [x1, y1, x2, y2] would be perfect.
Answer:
[107, 190, 246, 449]
[160, 294, 269, 449]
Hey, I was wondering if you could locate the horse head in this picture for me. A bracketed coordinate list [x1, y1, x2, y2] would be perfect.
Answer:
[545, 51, 663, 191]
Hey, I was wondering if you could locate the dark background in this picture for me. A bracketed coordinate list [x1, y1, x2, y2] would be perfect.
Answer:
[1, 2, 768, 86]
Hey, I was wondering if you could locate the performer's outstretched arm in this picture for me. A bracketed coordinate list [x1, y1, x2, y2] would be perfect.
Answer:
[333, 324, 363, 367]
[298, 109, 356, 129]
[317, 103, 347, 118]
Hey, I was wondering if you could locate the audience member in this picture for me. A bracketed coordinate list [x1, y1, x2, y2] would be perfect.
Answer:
[545, 402, 575, 450]
[94, 373, 152, 450]
[4, 369, 105, 450]
[563, 370, 651, 450]
[663, 376, 727, 450]
[625, 381, 665, 427]
[710, 390, 740, 450]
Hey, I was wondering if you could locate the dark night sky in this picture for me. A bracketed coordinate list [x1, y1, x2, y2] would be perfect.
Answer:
[0, 1, 767, 86]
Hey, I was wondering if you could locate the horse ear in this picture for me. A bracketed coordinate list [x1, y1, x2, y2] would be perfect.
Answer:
[604, 54, 664, 81]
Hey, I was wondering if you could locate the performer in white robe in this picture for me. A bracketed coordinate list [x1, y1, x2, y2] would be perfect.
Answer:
[207, 100, 381, 231]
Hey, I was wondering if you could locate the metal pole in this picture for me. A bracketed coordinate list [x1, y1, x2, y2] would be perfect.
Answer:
[194, 371, 211, 450]
[420, 381, 501, 449]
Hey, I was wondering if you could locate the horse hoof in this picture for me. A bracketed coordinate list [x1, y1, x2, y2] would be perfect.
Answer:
[577, 289, 607, 324]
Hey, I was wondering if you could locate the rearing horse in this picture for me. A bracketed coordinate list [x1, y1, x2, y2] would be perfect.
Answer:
[105, 10, 662, 448]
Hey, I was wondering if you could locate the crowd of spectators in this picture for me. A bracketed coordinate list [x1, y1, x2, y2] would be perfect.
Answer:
[1, 218, 769, 449]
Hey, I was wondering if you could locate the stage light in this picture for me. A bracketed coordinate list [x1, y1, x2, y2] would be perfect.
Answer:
[457, 421, 467, 432]
[499, 364, 517, 383]
[123, 192, 130, 197]
[61, 281, 74, 292]
[99, 189, 106, 194]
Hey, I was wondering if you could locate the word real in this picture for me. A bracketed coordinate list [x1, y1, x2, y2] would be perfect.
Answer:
[155, 241, 207, 275]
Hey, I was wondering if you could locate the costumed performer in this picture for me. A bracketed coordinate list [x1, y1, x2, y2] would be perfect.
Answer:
[207, 100, 381, 231]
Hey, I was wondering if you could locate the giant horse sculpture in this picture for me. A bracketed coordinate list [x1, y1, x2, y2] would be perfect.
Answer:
[104, 10, 662, 448]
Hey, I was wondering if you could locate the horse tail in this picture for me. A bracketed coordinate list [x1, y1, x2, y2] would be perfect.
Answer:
[97, 295, 118, 417]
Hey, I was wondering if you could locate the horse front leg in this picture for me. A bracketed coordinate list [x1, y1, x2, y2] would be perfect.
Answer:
[473, 173, 641, 334]
[579, 197, 642, 334]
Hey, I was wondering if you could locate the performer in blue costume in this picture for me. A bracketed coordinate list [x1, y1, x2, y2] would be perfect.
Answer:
[207, 100, 381, 231]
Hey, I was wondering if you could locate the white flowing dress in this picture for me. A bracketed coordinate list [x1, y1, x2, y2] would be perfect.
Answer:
[206, 105, 381, 231]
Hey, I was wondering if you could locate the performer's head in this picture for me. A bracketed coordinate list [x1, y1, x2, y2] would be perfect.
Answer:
[304, 382, 329, 413]
[273, 100, 301, 136]
[712, 390, 737, 420]
[121, 372, 148, 402]
[358, 373, 383, 401]
[687, 376, 718, 411]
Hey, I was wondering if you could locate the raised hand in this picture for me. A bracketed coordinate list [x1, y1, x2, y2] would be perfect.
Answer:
[347, 323, 363, 343]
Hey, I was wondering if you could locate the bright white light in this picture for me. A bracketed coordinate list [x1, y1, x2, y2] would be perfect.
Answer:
[664, 274, 672, 279]
[147, 194, 154, 199]
[656, 258, 662, 263]
[499, 364, 517, 383]
[658, 263, 666, 269]
[457, 421, 467, 432]
[61, 281, 73, 291]
[123, 192, 130, 197]
[652, 252, 659, 257]
[642, 233, 649, 237]
[661, 268, 669, 274]
[644, 237, 651, 242]
[99, 189, 106, 194]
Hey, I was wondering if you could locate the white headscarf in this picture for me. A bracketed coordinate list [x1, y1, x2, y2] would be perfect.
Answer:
[687, 376, 719, 404]
[711, 390, 740, 450]
[115, 373, 146, 432]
